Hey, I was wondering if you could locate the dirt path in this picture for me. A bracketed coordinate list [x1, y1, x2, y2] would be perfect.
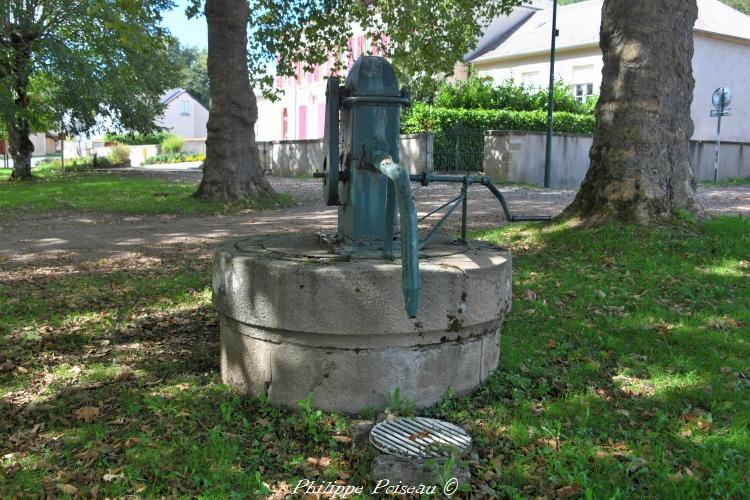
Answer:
[1, 173, 748, 265]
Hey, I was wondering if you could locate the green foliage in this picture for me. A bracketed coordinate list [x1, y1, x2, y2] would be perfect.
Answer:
[0, 170, 296, 215]
[2, 214, 749, 496]
[144, 152, 206, 165]
[386, 387, 416, 416]
[433, 76, 586, 114]
[298, 395, 325, 442]
[0, 1, 179, 145]
[187, 0, 525, 98]
[105, 132, 172, 146]
[700, 176, 750, 187]
[403, 103, 595, 135]
[579, 94, 599, 115]
[160, 134, 184, 154]
[108, 145, 131, 165]
[169, 43, 210, 108]
[722, 0, 750, 14]
[34, 157, 110, 172]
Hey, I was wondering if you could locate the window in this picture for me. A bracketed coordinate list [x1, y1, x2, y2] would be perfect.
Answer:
[281, 108, 288, 139]
[298, 105, 307, 140]
[318, 102, 326, 138]
[573, 83, 594, 103]
[180, 100, 191, 116]
[572, 65, 595, 102]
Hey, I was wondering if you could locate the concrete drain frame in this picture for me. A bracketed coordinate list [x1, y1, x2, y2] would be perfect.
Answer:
[370, 417, 472, 459]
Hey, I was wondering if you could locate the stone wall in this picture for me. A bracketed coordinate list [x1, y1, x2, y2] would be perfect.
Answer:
[484, 131, 592, 188]
[251, 130, 749, 188]
[484, 130, 750, 188]
[256, 133, 434, 176]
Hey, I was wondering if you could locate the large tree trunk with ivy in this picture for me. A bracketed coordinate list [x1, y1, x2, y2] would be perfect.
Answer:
[194, 0, 273, 201]
[562, 0, 704, 224]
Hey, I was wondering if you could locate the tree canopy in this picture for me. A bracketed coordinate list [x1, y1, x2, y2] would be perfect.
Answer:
[189, 0, 524, 98]
[0, 0, 179, 179]
[170, 43, 209, 108]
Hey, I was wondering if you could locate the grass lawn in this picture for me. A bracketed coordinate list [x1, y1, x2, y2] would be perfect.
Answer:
[700, 176, 750, 187]
[0, 166, 294, 215]
[1, 216, 748, 497]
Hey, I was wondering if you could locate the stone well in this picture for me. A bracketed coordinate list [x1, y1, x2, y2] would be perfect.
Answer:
[213, 233, 511, 413]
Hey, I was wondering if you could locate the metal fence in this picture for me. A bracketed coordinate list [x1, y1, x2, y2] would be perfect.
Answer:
[432, 122, 485, 172]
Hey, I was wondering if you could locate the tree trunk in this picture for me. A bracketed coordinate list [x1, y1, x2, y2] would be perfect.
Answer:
[8, 118, 34, 180]
[562, 0, 704, 224]
[194, 0, 274, 201]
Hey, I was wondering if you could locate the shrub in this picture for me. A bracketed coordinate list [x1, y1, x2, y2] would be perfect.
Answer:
[402, 103, 596, 135]
[104, 132, 171, 145]
[144, 152, 205, 165]
[580, 95, 599, 115]
[432, 76, 586, 115]
[108, 144, 131, 164]
[160, 134, 184, 154]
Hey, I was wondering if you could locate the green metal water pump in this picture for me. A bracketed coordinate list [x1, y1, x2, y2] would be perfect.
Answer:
[319, 56, 419, 318]
[317, 56, 551, 319]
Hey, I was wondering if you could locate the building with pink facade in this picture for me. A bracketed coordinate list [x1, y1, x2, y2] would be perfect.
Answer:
[255, 32, 376, 141]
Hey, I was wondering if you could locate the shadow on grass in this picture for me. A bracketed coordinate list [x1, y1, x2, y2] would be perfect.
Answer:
[422, 216, 750, 497]
[1, 215, 748, 497]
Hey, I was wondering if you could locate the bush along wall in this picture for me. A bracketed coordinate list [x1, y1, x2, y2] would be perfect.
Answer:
[402, 104, 596, 171]
[402, 103, 596, 136]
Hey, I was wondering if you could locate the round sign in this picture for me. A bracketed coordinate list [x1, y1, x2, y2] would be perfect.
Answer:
[712, 87, 732, 109]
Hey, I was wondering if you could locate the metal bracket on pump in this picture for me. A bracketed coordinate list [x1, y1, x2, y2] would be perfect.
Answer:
[322, 77, 341, 206]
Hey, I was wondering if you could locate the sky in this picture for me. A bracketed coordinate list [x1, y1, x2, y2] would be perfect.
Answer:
[161, 0, 208, 49]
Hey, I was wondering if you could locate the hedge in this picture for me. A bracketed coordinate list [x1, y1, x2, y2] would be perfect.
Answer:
[402, 103, 595, 135]
[433, 77, 587, 115]
[104, 132, 172, 145]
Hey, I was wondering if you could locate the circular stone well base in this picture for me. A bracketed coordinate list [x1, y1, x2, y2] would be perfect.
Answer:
[213, 234, 512, 413]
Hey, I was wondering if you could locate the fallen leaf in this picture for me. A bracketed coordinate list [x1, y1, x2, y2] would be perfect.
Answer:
[124, 437, 140, 448]
[556, 483, 581, 498]
[616, 409, 630, 418]
[407, 431, 430, 441]
[56, 483, 78, 495]
[116, 371, 136, 381]
[333, 435, 352, 444]
[306, 456, 331, 467]
[103, 473, 125, 482]
[75, 406, 100, 422]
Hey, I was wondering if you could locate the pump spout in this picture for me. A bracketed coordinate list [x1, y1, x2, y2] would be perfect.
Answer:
[376, 158, 420, 318]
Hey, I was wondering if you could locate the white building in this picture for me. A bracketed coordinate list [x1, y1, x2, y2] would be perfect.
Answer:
[466, 0, 750, 142]
[155, 88, 209, 139]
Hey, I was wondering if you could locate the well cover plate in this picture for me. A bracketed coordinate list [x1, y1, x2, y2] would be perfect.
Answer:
[370, 417, 472, 459]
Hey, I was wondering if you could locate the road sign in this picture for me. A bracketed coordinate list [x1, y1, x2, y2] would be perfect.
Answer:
[711, 87, 732, 183]
[712, 87, 732, 109]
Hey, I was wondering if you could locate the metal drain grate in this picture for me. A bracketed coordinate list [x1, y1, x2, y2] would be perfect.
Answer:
[370, 417, 472, 459]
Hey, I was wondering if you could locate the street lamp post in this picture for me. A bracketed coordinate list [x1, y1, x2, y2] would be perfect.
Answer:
[543, 0, 559, 189]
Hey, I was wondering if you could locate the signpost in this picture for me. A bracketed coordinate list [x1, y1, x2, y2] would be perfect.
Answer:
[710, 87, 732, 183]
